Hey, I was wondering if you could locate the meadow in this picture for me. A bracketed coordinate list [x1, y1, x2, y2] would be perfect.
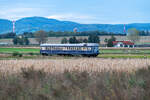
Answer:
[0, 58, 150, 100]
[0, 47, 40, 54]
[1, 47, 150, 54]
[0, 47, 150, 59]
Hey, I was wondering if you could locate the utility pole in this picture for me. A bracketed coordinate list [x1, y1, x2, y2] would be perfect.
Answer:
[12, 20, 16, 33]
[124, 24, 126, 34]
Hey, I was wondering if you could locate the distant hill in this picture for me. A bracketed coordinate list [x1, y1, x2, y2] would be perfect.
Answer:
[0, 16, 150, 34]
[0, 19, 12, 34]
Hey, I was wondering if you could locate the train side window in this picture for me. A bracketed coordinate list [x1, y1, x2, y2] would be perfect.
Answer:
[75, 47, 77, 50]
[63, 47, 66, 50]
[84, 47, 87, 51]
[52, 47, 54, 50]
[77, 47, 81, 50]
[67, 47, 70, 50]
[88, 47, 91, 50]
[65, 47, 68, 50]
[56, 47, 58, 50]
[45, 47, 47, 50]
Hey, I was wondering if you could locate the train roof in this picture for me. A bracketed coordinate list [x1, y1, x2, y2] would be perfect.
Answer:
[40, 43, 99, 47]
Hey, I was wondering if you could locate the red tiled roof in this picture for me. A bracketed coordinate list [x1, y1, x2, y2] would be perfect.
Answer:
[113, 41, 134, 45]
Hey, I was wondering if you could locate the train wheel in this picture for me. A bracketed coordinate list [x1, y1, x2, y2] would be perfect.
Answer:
[42, 53, 48, 56]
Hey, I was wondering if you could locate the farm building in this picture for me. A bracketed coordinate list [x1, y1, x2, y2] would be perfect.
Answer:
[113, 41, 134, 48]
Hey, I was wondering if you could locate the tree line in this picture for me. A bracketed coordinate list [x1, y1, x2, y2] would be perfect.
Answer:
[1, 28, 141, 46]
[0, 31, 125, 39]
[61, 34, 100, 44]
[0, 30, 149, 39]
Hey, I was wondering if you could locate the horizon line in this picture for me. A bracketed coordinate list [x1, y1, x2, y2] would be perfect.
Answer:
[0, 16, 150, 25]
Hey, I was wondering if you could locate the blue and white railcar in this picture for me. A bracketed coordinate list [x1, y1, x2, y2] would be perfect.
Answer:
[40, 43, 99, 57]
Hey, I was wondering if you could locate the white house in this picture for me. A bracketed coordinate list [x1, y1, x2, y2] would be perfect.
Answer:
[113, 41, 135, 48]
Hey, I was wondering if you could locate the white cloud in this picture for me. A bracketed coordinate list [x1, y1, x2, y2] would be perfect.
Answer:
[47, 13, 96, 23]
[0, 7, 41, 20]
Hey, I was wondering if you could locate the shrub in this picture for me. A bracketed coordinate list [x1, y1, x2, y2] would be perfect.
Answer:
[20, 66, 46, 81]
[12, 52, 23, 57]
[12, 52, 19, 56]
[0, 59, 150, 100]
[18, 53, 23, 57]
[29, 52, 34, 56]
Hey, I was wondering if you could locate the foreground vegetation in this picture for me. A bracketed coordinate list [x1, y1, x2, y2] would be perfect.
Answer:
[0, 58, 149, 74]
[0, 60, 150, 100]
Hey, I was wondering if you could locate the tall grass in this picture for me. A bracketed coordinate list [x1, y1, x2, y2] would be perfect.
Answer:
[0, 58, 149, 74]
[0, 66, 150, 100]
[0, 58, 150, 100]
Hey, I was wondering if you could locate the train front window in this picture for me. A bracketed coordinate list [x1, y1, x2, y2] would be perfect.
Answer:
[41, 47, 46, 50]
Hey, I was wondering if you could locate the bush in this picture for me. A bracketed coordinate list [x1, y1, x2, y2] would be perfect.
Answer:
[20, 66, 46, 80]
[12, 52, 19, 56]
[0, 66, 150, 100]
[29, 52, 34, 56]
[12, 52, 23, 57]
[18, 53, 23, 57]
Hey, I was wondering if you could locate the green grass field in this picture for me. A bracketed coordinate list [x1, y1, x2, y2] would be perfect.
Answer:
[0, 47, 150, 54]
[0, 47, 150, 59]
[0, 48, 40, 54]
[98, 54, 150, 59]
[100, 49, 150, 54]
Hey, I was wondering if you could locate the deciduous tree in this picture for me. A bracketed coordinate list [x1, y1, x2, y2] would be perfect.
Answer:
[35, 30, 48, 44]
[61, 38, 68, 44]
[127, 28, 140, 43]
[88, 34, 100, 43]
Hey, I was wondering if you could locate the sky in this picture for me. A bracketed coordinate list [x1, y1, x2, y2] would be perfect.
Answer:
[0, 0, 150, 24]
